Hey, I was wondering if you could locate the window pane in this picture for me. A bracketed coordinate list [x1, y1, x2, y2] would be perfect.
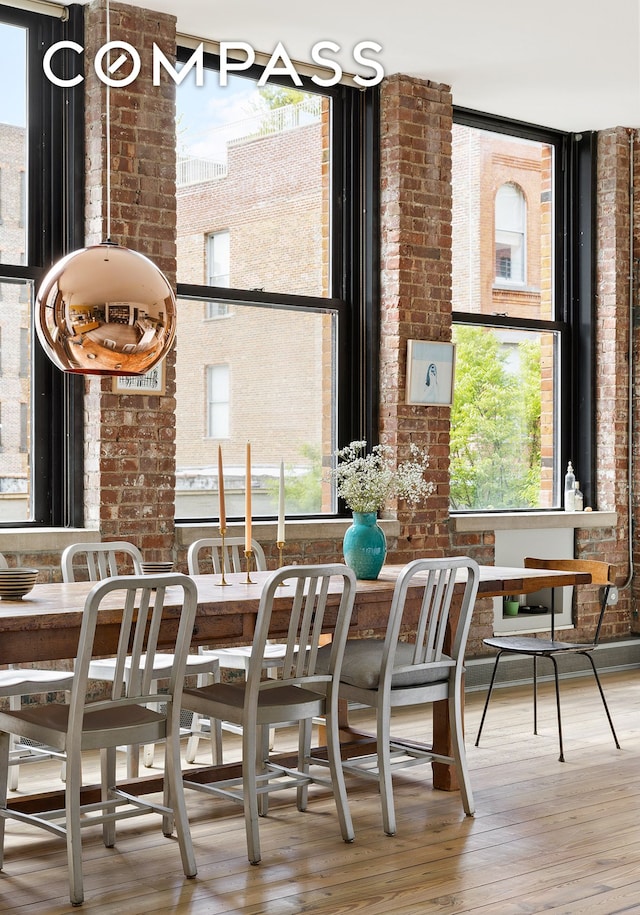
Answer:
[452, 125, 554, 315]
[450, 324, 557, 511]
[0, 22, 27, 267]
[176, 72, 330, 297]
[452, 122, 558, 511]
[206, 364, 229, 438]
[175, 299, 336, 519]
[0, 278, 33, 521]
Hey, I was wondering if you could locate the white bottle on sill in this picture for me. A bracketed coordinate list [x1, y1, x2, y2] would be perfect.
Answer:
[564, 462, 576, 512]
[574, 481, 583, 512]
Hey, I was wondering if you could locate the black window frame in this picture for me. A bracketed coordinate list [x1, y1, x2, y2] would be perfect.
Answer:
[0, 4, 84, 528]
[174, 45, 380, 523]
[451, 108, 595, 512]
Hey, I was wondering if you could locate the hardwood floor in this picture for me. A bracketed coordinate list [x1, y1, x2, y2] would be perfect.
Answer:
[1, 669, 639, 914]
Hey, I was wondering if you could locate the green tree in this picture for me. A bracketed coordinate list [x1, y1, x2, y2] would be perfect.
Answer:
[257, 86, 308, 109]
[265, 443, 322, 514]
[450, 326, 541, 510]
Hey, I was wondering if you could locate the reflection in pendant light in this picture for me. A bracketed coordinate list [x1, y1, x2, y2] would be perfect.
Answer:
[35, 0, 176, 377]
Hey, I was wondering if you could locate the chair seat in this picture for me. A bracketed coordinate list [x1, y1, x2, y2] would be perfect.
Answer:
[0, 669, 74, 697]
[184, 682, 326, 724]
[89, 652, 219, 679]
[0, 701, 166, 753]
[483, 636, 595, 655]
[207, 644, 286, 669]
[317, 639, 453, 689]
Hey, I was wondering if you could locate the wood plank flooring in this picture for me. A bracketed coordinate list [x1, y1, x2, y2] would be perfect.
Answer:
[1, 669, 639, 914]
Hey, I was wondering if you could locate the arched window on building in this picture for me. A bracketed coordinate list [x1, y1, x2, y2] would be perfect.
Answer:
[495, 182, 526, 284]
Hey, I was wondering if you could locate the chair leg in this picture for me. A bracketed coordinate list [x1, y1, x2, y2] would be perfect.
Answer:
[580, 652, 621, 749]
[66, 745, 85, 906]
[185, 664, 223, 766]
[326, 699, 355, 843]
[533, 655, 539, 735]
[296, 717, 312, 812]
[475, 652, 503, 746]
[242, 725, 261, 865]
[377, 700, 396, 836]
[257, 725, 270, 818]
[450, 683, 475, 817]
[8, 695, 20, 791]
[0, 731, 10, 869]
[101, 746, 117, 848]
[549, 656, 564, 762]
[165, 707, 197, 878]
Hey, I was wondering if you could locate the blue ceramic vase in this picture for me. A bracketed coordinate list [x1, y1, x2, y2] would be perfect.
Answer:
[342, 511, 387, 580]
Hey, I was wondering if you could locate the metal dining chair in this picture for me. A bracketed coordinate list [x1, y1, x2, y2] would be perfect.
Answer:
[0, 552, 75, 790]
[61, 541, 221, 774]
[316, 556, 480, 836]
[0, 573, 198, 907]
[182, 563, 357, 865]
[475, 557, 620, 762]
[185, 536, 285, 764]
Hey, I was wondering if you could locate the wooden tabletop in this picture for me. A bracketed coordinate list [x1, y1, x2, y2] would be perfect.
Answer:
[0, 564, 592, 666]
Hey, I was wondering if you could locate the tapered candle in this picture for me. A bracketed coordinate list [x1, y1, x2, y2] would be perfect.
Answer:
[217, 445, 226, 530]
[277, 460, 285, 542]
[245, 442, 252, 551]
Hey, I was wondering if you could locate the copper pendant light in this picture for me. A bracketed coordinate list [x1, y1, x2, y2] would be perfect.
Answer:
[35, 242, 176, 376]
[35, 0, 176, 377]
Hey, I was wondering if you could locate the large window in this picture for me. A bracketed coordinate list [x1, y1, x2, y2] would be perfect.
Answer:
[174, 48, 378, 522]
[0, 6, 83, 526]
[451, 113, 593, 512]
[495, 183, 526, 283]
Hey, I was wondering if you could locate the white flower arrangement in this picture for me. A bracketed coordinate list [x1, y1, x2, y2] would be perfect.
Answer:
[330, 440, 435, 513]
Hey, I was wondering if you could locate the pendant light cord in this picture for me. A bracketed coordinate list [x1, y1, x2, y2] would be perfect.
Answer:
[105, 0, 112, 242]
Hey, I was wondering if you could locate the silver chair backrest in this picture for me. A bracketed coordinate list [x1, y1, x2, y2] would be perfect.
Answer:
[187, 537, 267, 575]
[69, 573, 198, 732]
[61, 541, 144, 582]
[380, 557, 480, 692]
[245, 563, 357, 705]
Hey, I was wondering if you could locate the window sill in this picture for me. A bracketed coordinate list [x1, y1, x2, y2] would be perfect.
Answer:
[0, 528, 100, 552]
[451, 510, 617, 533]
[176, 517, 401, 546]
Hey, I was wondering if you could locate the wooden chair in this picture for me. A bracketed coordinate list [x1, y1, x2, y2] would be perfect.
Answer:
[182, 563, 357, 865]
[0, 573, 198, 906]
[0, 552, 74, 790]
[475, 557, 620, 762]
[317, 556, 480, 836]
[61, 541, 221, 774]
[185, 537, 283, 764]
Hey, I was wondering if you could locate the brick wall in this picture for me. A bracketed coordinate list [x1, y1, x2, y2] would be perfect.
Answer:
[83, 0, 178, 559]
[379, 75, 454, 562]
[594, 128, 635, 637]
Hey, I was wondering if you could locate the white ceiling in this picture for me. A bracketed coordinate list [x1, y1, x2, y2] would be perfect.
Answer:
[72, 0, 640, 132]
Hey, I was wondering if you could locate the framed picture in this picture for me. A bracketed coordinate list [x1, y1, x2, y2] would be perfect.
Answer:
[405, 340, 456, 406]
[112, 361, 166, 395]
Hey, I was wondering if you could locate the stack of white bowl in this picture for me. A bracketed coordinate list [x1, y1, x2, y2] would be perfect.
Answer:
[140, 561, 174, 574]
[0, 568, 39, 600]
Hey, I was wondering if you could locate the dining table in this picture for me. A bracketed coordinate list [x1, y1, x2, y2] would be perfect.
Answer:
[0, 562, 592, 810]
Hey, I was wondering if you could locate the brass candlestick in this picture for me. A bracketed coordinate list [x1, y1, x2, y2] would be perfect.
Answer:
[217, 527, 230, 586]
[244, 549, 255, 584]
[276, 540, 286, 585]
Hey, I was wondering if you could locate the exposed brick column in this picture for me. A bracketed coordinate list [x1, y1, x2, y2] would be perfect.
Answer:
[83, 0, 177, 559]
[594, 130, 634, 595]
[379, 75, 453, 562]
[598, 128, 640, 627]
